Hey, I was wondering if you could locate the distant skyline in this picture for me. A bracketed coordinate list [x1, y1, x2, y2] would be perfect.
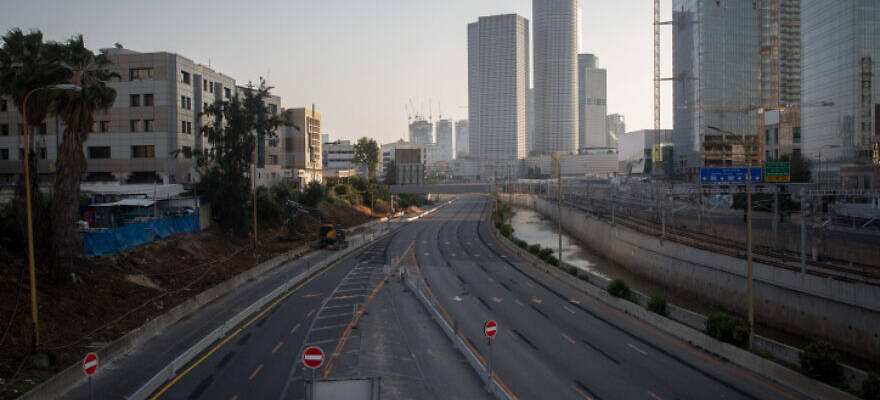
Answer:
[1, 0, 673, 145]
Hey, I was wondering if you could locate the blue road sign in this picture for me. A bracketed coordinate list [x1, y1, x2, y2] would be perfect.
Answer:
[700, 167, 763, 184]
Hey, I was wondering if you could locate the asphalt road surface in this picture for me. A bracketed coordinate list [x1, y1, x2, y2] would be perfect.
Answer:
[412, 195, 812, 400]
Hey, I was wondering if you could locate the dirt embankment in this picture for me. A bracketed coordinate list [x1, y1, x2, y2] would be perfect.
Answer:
[0, 204, 376, 399]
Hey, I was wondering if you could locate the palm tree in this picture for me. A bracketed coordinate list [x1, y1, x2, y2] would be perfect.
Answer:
[48, 35, 117, 269]
[0, 29, 68, 251]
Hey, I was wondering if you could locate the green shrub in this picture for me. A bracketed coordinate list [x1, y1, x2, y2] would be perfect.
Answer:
[498, 224, 513, 238]
[705, 312, 747, 346]
[565, 265, 578, 276]
[528, 244, 541, 255]
[647, 295, 667, 316]
[799, 342, 843, 385]
[538, 248, 553, 260]
[862, 372, 880, 400]
[607, 279, 632, 300]
[545, 255, 558, 266]
[516, 239, 528, 249]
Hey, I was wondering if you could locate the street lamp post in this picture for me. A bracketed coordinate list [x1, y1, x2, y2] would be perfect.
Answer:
[708, 125, 755, 350]
[21, 84, 80, 352]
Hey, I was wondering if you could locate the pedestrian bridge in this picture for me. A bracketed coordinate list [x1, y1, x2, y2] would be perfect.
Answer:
[389, 183, 492, 194]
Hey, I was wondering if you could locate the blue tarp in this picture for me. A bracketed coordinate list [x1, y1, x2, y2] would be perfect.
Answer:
[83, 213, 201, 257]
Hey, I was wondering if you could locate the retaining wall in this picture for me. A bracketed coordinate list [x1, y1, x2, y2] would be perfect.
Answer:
[502, 194, 880, 360]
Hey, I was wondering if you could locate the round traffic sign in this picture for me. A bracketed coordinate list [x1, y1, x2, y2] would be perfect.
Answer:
[83, 352, 98, 376]
[484, 320, 498, 338]
[302, 346, 325, 369]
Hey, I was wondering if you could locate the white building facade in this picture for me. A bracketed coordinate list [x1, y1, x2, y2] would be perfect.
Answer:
[577, 54, 607, 149]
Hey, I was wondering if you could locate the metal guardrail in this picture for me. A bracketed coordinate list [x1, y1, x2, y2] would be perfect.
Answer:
[404, 273, 514, 400]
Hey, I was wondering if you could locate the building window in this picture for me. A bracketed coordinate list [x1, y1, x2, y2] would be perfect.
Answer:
[130, 120, 141, 132]
[186, 97, 191, 110]
[100, 121, 111, 133]
[131, 145, 155, 158]
[1, 99, 7, 112]
[181, 70, 191, 84]
[0, 148, 7, 160]
[88, 146, 111, 159]
[129, 68, 154, 80]
[1, 124, 8, 136]
[182, 146, 192, 158]
[793, 127, 801, 144]
[203, 79, 207, 89]
[144, 93, 154, 106]
[209, 82, 214, 93]
[181, 95, 186, 109]
[268, 155, 278, 165]
[144, 119, 154, 132]
[39, 123, 46, 135]
[181, 121, 187, 133]
[187, 121, 192, 134]
[224, 87, 231, 98]
[130, 94, 140, 107]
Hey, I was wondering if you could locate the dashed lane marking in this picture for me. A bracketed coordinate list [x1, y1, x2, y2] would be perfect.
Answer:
[290, 323, 301, 334]
[249, 364, 262, 380]
[562, 333, 576, 344]
[564, 305, 576, 314]
[628, 343, 647, 355]
[648, 391, 664, 400]
[306, 309, 316, 318]
[272, 341, 284, 353]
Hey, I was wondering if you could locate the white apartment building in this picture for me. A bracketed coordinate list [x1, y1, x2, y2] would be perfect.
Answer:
[468, 14, 530, 179]
[281, 107, 323, 188]
[578, 54, 607, 149]
[0, 46, 239, 184]
[533, 0, 579, 154]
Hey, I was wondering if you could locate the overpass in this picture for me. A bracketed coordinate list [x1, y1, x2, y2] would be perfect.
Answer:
[389, 183, 492, 194]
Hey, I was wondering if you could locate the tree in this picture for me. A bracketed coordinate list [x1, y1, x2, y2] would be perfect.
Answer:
[353, 137, 380, 180]
[198, 79, 281, 233]
[48, 35, 118, 271]
[0, 29, 69, 254]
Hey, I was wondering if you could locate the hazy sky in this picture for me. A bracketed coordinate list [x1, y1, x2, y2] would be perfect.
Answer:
[2, 0, 673, 144]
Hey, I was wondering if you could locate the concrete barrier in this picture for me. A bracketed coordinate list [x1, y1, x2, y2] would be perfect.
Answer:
[502, 194, 880, 362]
[491, 222, 860, 400]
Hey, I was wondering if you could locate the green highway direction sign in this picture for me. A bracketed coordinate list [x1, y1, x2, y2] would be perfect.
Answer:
[764, 162, 791, 182]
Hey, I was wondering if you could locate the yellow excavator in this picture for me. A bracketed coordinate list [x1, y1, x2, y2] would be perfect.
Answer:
[285, 201, 348, 250]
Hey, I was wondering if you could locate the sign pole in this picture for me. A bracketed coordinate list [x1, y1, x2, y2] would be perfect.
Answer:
[89, 376, 93, 400]
[486, 338, 493, 393]
[311, 368, 316, 400]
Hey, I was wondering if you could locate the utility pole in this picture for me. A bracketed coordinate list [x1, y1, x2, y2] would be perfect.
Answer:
[746, 157, 754, 351]
[555, 156, 562, 270]
[494, 168, 498, 218]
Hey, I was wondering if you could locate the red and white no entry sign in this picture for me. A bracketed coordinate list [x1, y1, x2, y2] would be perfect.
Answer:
[82, 352, 98, 376]
[302, 346, 325, 369]
[484, 320, 498, 338]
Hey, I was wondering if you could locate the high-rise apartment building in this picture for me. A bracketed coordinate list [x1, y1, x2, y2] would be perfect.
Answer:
[673, 0, 761, 178]
[281, 106, 323, 188]
[527, 87, 535, 153]
[533, 0, 578, 154]
[577, 54, 607, 149]
[468, 14, 530, 177]
[435, 118, 453, 162]
[408, 118, 433, 145]
[760, 0, 801, 108]
[606, 113, 625, 148]
[801, 0, 880, 186]
[454, 119, 469, 157]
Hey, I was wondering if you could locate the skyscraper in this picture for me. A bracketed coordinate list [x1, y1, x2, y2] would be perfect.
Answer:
[455, 119, 469, 157]
[801, 0, 880, 184]
[760, 0, 801, 108]
[468, 14, 530, 176]
[408, 118, 433, 145]
[673, 0, 761, 178]
[606, 113, 625, 148]
[534, 0, 578, 154]
[578, 54, 607, 149]
[435, 118, 454, 161]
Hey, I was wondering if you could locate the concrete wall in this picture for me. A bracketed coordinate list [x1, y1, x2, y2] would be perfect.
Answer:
[502, 194, 880, 360]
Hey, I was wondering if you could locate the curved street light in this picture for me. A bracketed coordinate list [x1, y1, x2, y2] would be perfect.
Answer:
[21, 83, 81, 352]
